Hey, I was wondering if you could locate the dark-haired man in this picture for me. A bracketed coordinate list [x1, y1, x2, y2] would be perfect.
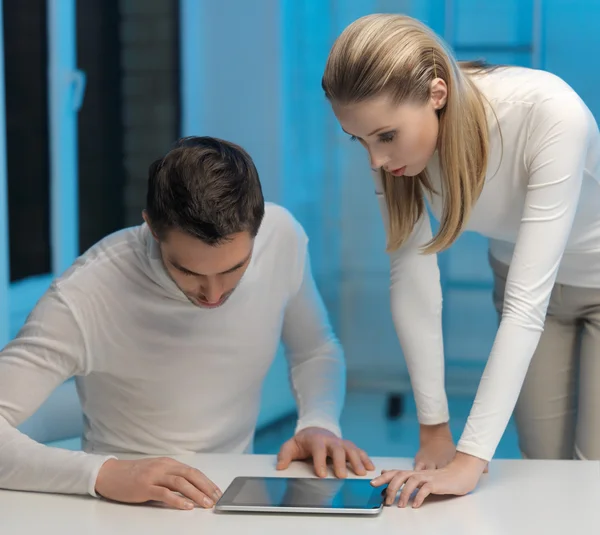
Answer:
[0, 137, 373, 510]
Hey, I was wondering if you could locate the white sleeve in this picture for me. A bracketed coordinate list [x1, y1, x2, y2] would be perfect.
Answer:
[0, 287, 114, 496]
[281, 237, 345, 438]
[373, 172, 449, 425]
[457, 94, 593, 461]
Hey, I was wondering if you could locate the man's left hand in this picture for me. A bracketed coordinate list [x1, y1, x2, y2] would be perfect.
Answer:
[276, 427, 375, 478]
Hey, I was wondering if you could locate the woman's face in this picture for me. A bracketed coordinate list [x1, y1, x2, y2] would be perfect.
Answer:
[331, 81, 447, 177]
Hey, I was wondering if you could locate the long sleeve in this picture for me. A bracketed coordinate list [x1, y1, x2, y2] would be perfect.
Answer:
[281, 249, 345, 438]
[457, 94, 593, 461]
[373, 172, 449, 425]
[0, 288, 114, 496]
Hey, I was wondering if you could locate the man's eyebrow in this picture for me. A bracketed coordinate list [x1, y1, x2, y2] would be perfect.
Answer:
[170, 252, 251, 276]
[220, 256, 249, 274]
[170, 261, 200, 275]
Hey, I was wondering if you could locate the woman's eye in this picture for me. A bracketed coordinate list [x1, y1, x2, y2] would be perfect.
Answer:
[379, 133, 396, 143]
[349, 135, 357, 142]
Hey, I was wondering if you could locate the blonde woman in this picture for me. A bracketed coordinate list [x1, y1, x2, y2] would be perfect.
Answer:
[322, 13, 600, 508]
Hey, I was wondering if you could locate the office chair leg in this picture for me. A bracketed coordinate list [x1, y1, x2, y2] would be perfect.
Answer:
[386, 393, 404, 420]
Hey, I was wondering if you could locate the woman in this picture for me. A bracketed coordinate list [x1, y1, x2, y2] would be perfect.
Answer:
[322, 13, 600, 508]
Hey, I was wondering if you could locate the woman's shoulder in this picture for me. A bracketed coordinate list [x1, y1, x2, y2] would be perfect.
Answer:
[472, 65, 594, 148]
[471, 65, 579, 106]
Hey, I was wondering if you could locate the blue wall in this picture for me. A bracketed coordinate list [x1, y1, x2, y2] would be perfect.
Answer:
[3, 0, 599, 445]
[178, 0, 599, 401]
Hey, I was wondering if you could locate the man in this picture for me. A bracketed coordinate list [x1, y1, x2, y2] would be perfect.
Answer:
[0, 137, 374, 510]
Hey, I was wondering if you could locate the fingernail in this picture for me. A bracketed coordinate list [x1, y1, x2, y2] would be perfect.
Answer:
[204, 497, 214, 507]
[185, 501, 194, 510]
[213, 491, 221, 501]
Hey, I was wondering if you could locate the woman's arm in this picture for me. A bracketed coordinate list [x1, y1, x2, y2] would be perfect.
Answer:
[458, 93, 594, 461]
[373, 171, 449, 426]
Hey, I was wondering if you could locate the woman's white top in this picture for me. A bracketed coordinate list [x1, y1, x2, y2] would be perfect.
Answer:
[374, 66, 600, 461]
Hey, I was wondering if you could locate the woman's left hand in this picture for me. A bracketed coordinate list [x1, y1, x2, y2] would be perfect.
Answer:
[370, 452, 488, 508]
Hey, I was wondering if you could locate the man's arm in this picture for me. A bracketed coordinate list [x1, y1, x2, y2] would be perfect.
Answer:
[0, 287, 114, 496]
[280, 249, 345, 438]
[277, 245, 375, 478]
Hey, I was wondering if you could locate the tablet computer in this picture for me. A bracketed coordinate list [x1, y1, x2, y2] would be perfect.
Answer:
[214, 476, 386, 515]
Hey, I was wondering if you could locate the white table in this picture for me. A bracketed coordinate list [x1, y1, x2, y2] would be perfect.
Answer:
[1, 454, 599, 534]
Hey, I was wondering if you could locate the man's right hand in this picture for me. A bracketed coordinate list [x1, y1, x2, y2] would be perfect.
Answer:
[95, 457, 222, 510]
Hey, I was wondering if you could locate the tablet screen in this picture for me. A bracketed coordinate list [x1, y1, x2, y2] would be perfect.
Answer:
[222, 477, 385, 510]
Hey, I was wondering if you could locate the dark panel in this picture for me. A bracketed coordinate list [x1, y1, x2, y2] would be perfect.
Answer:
[173, 0, 181, 140]
[4, 0, 51, 281]
[77, 0, 125, 252]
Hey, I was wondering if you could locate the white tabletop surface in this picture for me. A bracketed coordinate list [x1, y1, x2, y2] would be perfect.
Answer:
[1, 454, 599, 534]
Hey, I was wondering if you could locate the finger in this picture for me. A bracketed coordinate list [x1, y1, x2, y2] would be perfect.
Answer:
[398, 475, 424, 508]
[385, 473, 410, 506]
[163, 475, 214, 509]
[330, 444, 348, 478]
[371, 469, 400, 487]
[172, 465, 222, 502]
[312, 441, 328, 478]
[150, 486, 196, 510]
[414, 461, 426, 471]
[412, 483, 432, 508]
[276, 439, 298, 471]
[345, 447, 366, 476]
[358, 449, 376, 471]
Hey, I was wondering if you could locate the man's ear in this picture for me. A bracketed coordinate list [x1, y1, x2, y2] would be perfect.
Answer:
[142, 210, 159, 241]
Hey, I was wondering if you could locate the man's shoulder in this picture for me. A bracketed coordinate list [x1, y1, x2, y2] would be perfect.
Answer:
[55, 225, 147, 294]
[252, 203, 309, 288]
[260, 202, 308, 244]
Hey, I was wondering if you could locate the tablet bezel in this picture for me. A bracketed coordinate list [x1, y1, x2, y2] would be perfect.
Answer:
[214, 476, 386, 515]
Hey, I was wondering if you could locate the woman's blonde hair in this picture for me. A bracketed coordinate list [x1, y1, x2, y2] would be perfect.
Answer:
[322, 13, 490, 253]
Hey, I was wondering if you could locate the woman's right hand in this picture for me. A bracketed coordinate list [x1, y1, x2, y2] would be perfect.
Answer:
[414, 423, 456, 470]
[95, 457, 222, 510]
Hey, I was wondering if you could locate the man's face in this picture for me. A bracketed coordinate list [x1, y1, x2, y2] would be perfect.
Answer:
[155, 226, 253, 309]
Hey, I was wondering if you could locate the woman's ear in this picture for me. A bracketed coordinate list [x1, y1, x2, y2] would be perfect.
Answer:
[430, 78, 448, 110]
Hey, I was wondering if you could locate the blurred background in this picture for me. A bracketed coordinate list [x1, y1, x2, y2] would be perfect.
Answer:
[1, 0, 599, 459]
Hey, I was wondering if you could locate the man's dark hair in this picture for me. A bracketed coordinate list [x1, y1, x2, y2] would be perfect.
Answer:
[145, 136, 265, 245]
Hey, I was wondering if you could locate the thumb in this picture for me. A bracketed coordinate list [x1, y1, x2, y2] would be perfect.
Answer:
[276, 439, 299, 470]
